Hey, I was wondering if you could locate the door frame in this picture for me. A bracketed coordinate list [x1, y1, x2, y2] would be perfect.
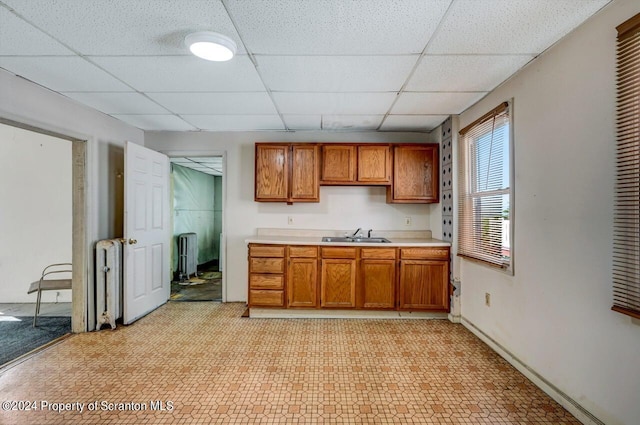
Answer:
[0, 117, 89, 333]
[163, 149, 228, 302]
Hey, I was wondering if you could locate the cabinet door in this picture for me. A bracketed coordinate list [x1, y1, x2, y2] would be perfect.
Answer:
[255, 144, 289, 201]
[321, 259, 357, 308]
[288, 258, 318, 308]
[388, 145, 439, 203]
[320, 145, 356, 184]
[399, 260, 449, 311]
[359, 259, 396, 309]
[358, 145, 391, 184]
[291, 145, 319, 201]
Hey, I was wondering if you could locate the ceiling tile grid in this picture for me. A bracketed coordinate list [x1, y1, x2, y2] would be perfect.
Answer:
[256, 55, 418, 92]
[224, 0, 452, 55]
[0, 0, 612, 132]
[1, 0, 245, 55]
[62, 92, 170, 115]
[0, 7, 74, 55]
[146, 92, 278, 115]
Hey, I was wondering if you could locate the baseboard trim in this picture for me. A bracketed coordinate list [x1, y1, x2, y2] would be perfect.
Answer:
[461, 317, 604, 425]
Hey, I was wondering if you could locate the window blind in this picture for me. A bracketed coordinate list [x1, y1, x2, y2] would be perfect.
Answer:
[458, 102, 511, 269]
[612, 13, 640, 319]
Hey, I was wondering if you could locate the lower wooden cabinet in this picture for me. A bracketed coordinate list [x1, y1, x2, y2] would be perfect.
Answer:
[248, 244, 285, 307]
[287, 246, 318, 308]
[248, 243, 450, 312]
[359, 248, 396, 309]
[398, 260, 449, 311]
[321, 258, 357, 308]
[319, 247, 357, 308]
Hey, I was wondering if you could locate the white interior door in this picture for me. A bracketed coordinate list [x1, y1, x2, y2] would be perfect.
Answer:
[123, 141, 170, 324]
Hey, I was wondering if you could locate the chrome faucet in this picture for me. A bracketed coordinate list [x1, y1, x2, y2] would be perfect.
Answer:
[351, 228, 362, 238]
[367, 229, 373, 238]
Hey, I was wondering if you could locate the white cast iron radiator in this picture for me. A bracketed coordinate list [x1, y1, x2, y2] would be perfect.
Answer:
[178, 232, 198, 281]
[96, 239, 122, 330]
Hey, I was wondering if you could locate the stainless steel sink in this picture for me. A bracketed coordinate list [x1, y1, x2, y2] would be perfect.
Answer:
[322, 236, 391, 243]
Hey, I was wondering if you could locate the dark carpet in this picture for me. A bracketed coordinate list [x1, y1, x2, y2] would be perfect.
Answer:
[0, 316, 71, 366]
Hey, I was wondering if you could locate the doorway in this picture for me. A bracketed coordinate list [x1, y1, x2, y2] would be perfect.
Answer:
[169, 157, 224, 302]
[0, 119, 86, 366]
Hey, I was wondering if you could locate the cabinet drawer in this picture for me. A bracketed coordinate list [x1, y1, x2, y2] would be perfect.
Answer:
[289, 246, 318, 258]
[361, 248, 396, 260]
[400, 247, 450, 260]
[250, 274, 284, 290]
[249, 245, 285, 258]
[250, 290, 284, 307]
[250, 257, 285, 273]
[321, 247, 357, 259]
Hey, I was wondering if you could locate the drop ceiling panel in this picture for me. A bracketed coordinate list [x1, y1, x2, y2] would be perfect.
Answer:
[283, 115, 322, 130]
[257, 55, 417, 92]
[1, 0, 245, 55]
[0, 57, 131, 91]
[428, 0, 610, 54]
[380, 115, 449, 131]
[322, 115, 384, 131]
[272, 92, 397, 115]
[62, 92, 169, 114]
[225, 0, 450, 54]
[181, 115, 285, 131]
[92, 56, 264, 92]
[0, 8, 74, 55]
[147, 92, 278, 115]
[112, 114, 196, 131]
[391, 92, 486, 115]
[407, 55, 533, 92]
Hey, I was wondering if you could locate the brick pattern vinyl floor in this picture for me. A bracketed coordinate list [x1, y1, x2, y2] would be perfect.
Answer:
[0, 302, 580, 424]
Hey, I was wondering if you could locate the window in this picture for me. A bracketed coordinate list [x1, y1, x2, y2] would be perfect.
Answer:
[612, 13, 640, 320]
[458, 102, 513, 272]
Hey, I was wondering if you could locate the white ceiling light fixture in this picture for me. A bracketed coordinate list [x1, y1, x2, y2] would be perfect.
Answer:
[185, 31, 237, 62]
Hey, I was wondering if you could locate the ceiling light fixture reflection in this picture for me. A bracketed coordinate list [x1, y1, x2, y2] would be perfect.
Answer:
[185, 31, 237, 62]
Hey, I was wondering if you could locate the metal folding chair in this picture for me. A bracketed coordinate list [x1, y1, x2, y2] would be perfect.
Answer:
[27, 263, 72, 327]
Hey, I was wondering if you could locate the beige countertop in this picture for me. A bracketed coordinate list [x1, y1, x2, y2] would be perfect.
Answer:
[245, 229, 451, 247]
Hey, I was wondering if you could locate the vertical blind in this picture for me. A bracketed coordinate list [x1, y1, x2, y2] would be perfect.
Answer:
[458, 102, 511, 269]
[612, 13, 640, 320]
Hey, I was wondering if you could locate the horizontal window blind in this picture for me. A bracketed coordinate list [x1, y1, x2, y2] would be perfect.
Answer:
[459, 102, 511, 269]
[612, 13, 640, 319]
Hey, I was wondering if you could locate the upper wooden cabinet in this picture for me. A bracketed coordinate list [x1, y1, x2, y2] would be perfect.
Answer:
[387, 144, 439, 204]
[320, 145, 356, 184]
[255, 142, 439, 204]
[255, 143, 319, 203]
[255, 144, 289, 201]
[320, 144, 391, 185]
[357, 145, 392, 184]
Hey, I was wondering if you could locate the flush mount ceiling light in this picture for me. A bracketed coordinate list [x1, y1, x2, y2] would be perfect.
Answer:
[185, 31, 237, 62]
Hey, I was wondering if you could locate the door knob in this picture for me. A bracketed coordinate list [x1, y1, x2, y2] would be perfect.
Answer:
[129, 239, 138, 245]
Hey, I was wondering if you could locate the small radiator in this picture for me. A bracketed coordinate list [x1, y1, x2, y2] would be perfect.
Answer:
[96, 239, 122, 330]
[178, 232, 198, 281]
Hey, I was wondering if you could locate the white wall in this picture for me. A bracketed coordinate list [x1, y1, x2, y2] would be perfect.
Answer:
[145, 131, 439, 302]
[0, 68, 144, 302]
[456, 1, 640, 424]
[0, 123, 72, 302]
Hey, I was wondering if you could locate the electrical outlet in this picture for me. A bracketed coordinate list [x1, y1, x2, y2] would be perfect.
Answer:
[485, 293, 491, 307]
[404, 216, 412, 226]
[287, 216, 294, 225]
